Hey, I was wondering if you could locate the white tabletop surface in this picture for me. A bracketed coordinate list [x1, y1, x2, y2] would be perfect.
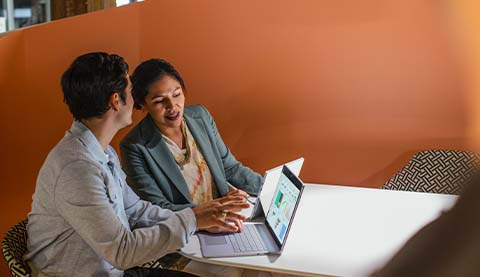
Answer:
[180, 184, 458, 276]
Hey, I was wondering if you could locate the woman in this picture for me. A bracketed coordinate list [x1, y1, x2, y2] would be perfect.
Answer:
[120, 58, 262, 215]
[120, 59, 283, 277]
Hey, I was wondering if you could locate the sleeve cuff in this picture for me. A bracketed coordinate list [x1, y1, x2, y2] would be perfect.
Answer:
[176, 208, 197, 238]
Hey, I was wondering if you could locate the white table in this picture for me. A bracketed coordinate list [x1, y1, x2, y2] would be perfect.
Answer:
[180, 184, 458, 276]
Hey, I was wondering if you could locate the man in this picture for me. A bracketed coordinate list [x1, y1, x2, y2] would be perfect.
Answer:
[25, 52, 248, 276]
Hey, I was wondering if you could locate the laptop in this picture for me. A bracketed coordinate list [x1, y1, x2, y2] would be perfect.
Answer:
[198, 165, 305, 258]
[244, 157, 304, 220]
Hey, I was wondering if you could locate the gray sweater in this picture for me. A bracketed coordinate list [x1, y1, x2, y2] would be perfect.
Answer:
[25, 121, 196, 276]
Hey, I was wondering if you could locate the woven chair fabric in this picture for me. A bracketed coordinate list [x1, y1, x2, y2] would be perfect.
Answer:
[383, 150, 479, 195]
[2, 219, 31, 277]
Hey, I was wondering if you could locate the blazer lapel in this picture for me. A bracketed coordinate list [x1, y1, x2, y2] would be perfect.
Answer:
[185, 114, 228, 196]
[142, 115, 193, 203]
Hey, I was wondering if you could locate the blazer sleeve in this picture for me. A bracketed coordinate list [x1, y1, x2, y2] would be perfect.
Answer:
[54, 161, 196, 270]
[200, 105, 263, 195]
[120, 141, 194, 211]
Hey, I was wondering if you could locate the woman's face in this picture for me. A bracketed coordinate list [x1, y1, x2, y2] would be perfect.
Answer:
[141, 75, 185, 133]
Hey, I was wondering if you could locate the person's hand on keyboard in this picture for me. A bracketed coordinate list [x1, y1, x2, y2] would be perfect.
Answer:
[192, 195, 249, 233]
[227, 186, 249, 198]
[203, 219, 243, 234]
[227, 184, 254, 204]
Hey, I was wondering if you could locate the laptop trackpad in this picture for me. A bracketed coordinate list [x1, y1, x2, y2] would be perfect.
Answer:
[204, 234, 228, 245]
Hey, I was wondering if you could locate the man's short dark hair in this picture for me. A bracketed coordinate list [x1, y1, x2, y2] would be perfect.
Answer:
[61, 52, 129, 120]
[130, 59, 186, 110]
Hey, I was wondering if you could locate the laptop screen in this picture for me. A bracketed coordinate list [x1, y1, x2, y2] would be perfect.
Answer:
[258, 157, 304, 216]
[265, 166, 302, 245]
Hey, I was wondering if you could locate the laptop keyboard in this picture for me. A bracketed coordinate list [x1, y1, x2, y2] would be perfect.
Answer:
[227, 224, 268, 253]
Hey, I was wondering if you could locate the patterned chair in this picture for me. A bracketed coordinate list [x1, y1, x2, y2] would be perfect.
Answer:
[141, 253, 190, 271]
[2, 219, 31, 277]
[382, 150, 480, 195]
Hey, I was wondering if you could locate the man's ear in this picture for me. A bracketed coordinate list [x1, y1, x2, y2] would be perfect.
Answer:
[109, 93, 121, 111]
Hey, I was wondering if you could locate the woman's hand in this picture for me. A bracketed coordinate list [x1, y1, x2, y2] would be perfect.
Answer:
[226, 185, 250, 199]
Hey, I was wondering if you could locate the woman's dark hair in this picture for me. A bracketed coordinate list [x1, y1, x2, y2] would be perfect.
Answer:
[130, 59, 186, 110]
[61, 52, 129, 120]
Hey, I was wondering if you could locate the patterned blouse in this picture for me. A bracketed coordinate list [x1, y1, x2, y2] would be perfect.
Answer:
[162, 121, 219, 205]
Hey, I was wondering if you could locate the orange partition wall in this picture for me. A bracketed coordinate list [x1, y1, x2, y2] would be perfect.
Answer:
[0, 4, 142, 274]
[0, 0, 477, 274]
[451, 0, 480, 150]
[139, 0, 471, 187]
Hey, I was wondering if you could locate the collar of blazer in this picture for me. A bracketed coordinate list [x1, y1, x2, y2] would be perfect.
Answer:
[140, 110, 228, 204]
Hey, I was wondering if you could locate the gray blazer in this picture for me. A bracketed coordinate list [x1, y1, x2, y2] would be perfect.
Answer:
[120, 105, 262, 211]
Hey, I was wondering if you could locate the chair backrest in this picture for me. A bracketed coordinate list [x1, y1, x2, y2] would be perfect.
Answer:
[382, 150, 480, 194]
[2, 219, 31, 277]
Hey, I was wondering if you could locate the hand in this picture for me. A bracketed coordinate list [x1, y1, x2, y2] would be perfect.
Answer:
[192, 197, 249, 233]
[214, 194, 249, 212]
[227, 187, 256, 205]
[226, 186, 250, 200]
[204, 218, 244, 233]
